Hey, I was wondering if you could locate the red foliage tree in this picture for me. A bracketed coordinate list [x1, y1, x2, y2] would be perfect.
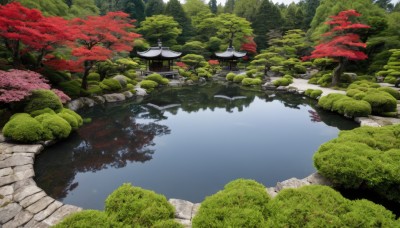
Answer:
[67, 12, 141, 90]
[240, 36, 257, 55]
[0, 3, 70, 69]
[303, 10, 370, 86]
[0, 70, 70, 104]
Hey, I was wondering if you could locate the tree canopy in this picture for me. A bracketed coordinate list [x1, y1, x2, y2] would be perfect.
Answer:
[138, 15, 182, 47]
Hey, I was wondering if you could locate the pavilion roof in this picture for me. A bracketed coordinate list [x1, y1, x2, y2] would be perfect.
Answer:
[137, 47, 182, 60]
[215, 47, 246, 59]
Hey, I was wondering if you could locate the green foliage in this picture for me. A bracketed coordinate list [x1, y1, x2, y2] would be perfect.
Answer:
[226, 72, 236, 81]
[377, 87, 400, 99]
[87, 85, 103, 95]
[233, 75, 246, 83]
[145, 0, 165, 17]
[242, 78, 262, 86]
[318, 93, 372, 117]
[60, 108, 83, 127]
[3, 113, 45, 143]
[273, 78, 291, 87]
[182, 41, 205, 55]
[105, 183, 175, 227]
[53, 210, 124, 228]
[268, 185, 398, 227]
[59, 80, 87, 98]
[99, 79, 122, 92]
[314, 124, 400, 202]
[377, 49, 400, 83]
[34, 113, 71, 140]
[317, 73, 332, 87]
[165, 0, 193, 44]
[140, 80, 158, 93]
[138, 15, 182, 46]
[152, 220, 184, 228]
[362, 89, 398, 114]
[88, 72, 100, 81]
[181, 54, 206, 68]
[29, 108, 56, 117]
[192, 179, 270, 228]
[24, 90, 63, 114]
[57, 112, 79, 131]
[146, 74, 169, 85]
[305, 89, 323, 99]
[246, 69, 257, 77]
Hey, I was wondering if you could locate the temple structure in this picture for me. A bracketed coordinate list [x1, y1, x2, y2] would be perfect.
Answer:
[215, 46, 246, 71]
[137, 40, 182, 77]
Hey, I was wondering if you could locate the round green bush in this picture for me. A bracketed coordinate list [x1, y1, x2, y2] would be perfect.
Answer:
[59, 80, 87, 98]
[348, 80, 380, 90]
[192, 179, 270, 228]
[3, 113, 45, 143]
[346, 89, 363, 98]
[24, 90, 63, 113]
[35, 113, 71, 140]
[226, 72, 236, 81]
[126, 83, 134, 90]
[105, 183, 175, 227]
[100, 78, 122, 92]
[314, 124, 400, 201]
[140, 80, 158, 93]
[310, 90, 323, 99]
[318, 93, 347, 111]
[246, 69, 257, 77]
[267, 185, 398, 227]
[362, 90, 397, 114]
[87, 85, 103, 95]
[152, 220, 184, 228]
[60, 108, 83, 127]
[54, 210, 124, 228]
[317, 73, 332, 87]
[123, 69, 137, 80]
[87, 72, 100, 81]
[353, 92, 367, 100]
[58, 112, 79, 130]
[331, 98, 371, 117]
[272, 78, 291, 87]
[282, 75, 294, 83]
[29, 108, 56, 117]
[384, 76, 397, 84]
[233, 75, 246, 83]
[242, 78, 262, 86]
[377, 87, 400, 100]
[146, 73, 169, 85]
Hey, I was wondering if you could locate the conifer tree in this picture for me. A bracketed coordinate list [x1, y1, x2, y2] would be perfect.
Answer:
[165, 0, 193, 44]
[145, 0, 164, 17]
[302, 0, 319, 28]
[208, 0, 217, 14]
[224, 0, 235, 13]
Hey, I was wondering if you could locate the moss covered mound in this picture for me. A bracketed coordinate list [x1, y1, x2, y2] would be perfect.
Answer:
[318, 93, 371, 118]
[105, 183, 175, 227]
[53, 210, 124, 228]
[146, 73, 169, 85]
[3, 113, 45, 143]
[314, 124, 400, 202]
[140, 80, 158, 93]
[34, 113, 71, 140]
[192, 179, 270, 227]
[267, 185, 398, 227]
[24, 89, 63, 113]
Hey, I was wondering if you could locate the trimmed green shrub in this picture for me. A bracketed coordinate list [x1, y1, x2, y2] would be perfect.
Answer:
[53, 210, 124, 228]
[314, 124, 400, 202]
[146, 73, 169, 85]
[87, 85, 103, 95]
[318, 93, 348, 110]
[282, 75, 293, 83]
[226, 72, 236, 81]
[318, 93, 371, 117]
[353, 92, 367, 100]
[305, 89, 323, 99]
[377, 87, 400, 99]
[3, 113, 45, 143]
[192, 179, 270, 228]
[105, 183, 175, 227]
[100, 78, 122, 92]
[317, 73, 332, 87]
[126, 83, 134, 90]
[384, 76, 397, 84]
[58, 112, 79, 130]
[246, 69, 257, 77]
[272, 78, 291, 87]
[242, 78, 262, 86]
[348, 80, 380, 90]
[29, 108, 56, 117]
[35, 113, 71, 140]
[267, 185, 398, 227]
[24, 90, 63, 113]
[59, 80, 87, 98]
[123, 69, 137, 80]
[60, 108, 83, 127]
[87, 72, 100, 81]
[362, 90, 397, 114]
[152, 220, 184, 228]
[140, 80, 158, 93]
[233, 75, 246, 83]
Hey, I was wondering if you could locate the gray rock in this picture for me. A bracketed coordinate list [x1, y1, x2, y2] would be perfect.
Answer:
[42, 205, 82, 227]
[9, 145, 43, 154]
[23, 218, 49, 228]
[0, 194, 12, 207]
[20, 191, 46, 208]
[354, 117, 381, 127]
[0, 143, 13, 153]
[67, 99, 84, 111]
[276, 86, 288, 91]
[80, 97, 95, 107]
[305, 173, 332, 186]
[0, 134, 5, 143]
[14, 164, 32, 173]
[3, 210, 33, 228]
[14, 185, 42, 202]
[343, 72, 357, 81]
[275, 178, 310, 192]
[26, 196, 55, 214]
[122, 91, 134, 98]
[92, 96, 106, 104]
[262, 82, 276, 90]
[191, 203, 201, 219]
[135, 87, 147, 96]
[0, 155, 33, 169]
[113, 75, 128, 87]
[103, 93, 126, 103]
[0, 154, 12, 161]
[13, 178, 36, 191]
[0, 185, 13, 196]
[169, 199, 194, 220]
[0, 167, 13, 177]
[266, 187, 278, 198]
[0, 168, 34, 187]
[309, 69, 319, 76]
[0, 203, 22, 224]
[33, 201, 63, 221]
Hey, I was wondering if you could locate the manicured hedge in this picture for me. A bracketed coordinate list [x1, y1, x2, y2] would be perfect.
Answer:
[272, 78, 291, 87]
[105, 183, 175, 227]
[267, 185, 398, 227]
[305, 89, 323, 99]
[242, 78, 262, 86]
[192, 179, 270, 227]
[314, 124, 400, 202]
[53, 210, 124, 228]
[24, 89, 63, 113]
[362, 89, 397, 115]
[100, 78, 122, 92]
[233, 75, 246, 83]
[140, 80, 158, 93]
[226, 72, 236, 81]
[318, 93, 371, 117]
[35, 113, 71, 140]
[146, 73, 169, 85]
[3, 113, 45, 143]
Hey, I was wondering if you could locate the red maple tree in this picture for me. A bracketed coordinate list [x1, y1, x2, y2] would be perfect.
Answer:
[303, 10, 370, 86]
[67, 12, 141, 90]
[240, 36, 257, 54]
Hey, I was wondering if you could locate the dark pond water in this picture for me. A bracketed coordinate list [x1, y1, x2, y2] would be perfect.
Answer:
[34, 83, 358, 210]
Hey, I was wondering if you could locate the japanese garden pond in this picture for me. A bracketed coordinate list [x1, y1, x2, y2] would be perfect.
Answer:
[34, 82, 358, 210]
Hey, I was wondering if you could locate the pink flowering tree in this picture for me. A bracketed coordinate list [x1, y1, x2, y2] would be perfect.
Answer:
[0, 69, 70, 104]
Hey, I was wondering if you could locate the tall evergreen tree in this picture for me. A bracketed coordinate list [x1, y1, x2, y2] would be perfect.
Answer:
[253, 0, 282, 50]
[120, 0, 145, 23]
[165, 0, 193, 44]
[301, 0, 319, 28]
[374, 0, 393, 11]
[224, 0, 235, 13]
[145, 0, 164, 17]
[208, 0, 217, 14]
[233, 0, 261, 23]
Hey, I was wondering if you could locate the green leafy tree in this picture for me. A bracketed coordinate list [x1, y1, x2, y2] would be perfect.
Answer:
[184, 0, 210, 17]
[165, 0, 194, 44]
[301, 0, 320, 29]
[119, 0, 145, 23]
[17, 0, 70, 17]
[253, 0, 282, 51]
[224, 0, 235, 13]
[138, 15, 182, 46]
[233, 0, 261, 23]
[283, 3, 305, 30]
[145, 0, 165, 17]
[374, 0, 393, 11]
[208, 0, 217, 14]
[68, 0, 99, 18]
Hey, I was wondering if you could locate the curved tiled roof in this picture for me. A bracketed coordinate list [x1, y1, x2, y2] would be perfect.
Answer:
[215, 47, 246, 59]
[137, 47, 182, 59]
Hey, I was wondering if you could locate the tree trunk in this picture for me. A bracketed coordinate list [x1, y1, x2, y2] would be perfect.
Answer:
[11, 41, 21, 68]
[81, 61, 93, 91]
[35, 49, 45, 69]
[332, 58, 346, 87]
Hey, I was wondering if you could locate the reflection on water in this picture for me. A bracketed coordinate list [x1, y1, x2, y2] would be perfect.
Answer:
[34, 82, 358, 209]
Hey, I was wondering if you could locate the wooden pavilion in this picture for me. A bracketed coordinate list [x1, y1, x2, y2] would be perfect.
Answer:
[215, 45, 246, 71]
[137, 40, 182, 77]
